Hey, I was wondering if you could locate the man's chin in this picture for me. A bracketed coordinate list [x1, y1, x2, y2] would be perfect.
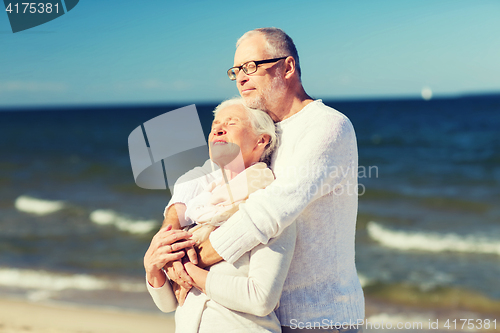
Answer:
[242, 96, 266, 111]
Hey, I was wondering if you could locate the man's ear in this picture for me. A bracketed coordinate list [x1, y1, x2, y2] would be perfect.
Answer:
[284, 56, 296, 79]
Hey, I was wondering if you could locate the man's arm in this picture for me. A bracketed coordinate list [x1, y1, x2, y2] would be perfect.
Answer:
[209, 114, 358, 264]
[195, 238, 222, 268]
[162, 202, 185, 229]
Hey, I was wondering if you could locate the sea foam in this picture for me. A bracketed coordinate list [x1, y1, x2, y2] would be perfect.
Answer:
[367, 221, 500, 255]
[0, 267, 144, 293]
[89, 209, 158, 234]
[357, 273, 372, 288]
[15, 195, 65, 215]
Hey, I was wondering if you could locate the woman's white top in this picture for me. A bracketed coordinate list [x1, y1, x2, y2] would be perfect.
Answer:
[149, 164, 296, 332]
[147, 222, 296, 333]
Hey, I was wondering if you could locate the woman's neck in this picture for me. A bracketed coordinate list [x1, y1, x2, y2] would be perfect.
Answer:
[217, 152, 246, 181]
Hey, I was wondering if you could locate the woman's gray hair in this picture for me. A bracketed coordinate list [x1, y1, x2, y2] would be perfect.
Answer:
[237, 27, 301, 79]
[213, 97, 277, 165]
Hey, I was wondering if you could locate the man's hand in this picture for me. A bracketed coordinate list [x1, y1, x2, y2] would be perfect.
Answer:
[144, 225, 195, 288]
[196, 238, 223, 268]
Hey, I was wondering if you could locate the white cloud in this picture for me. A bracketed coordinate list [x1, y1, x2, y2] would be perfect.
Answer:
[0, 81, 68, 93]
[113, 79, 192, 92]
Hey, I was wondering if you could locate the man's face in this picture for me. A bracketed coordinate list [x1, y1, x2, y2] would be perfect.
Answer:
[233, 34, 286, 115]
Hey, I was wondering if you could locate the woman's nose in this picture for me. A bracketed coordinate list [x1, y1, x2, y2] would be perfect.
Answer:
[212, 126, 226, 136]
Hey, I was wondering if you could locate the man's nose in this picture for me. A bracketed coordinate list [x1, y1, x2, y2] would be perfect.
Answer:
[236, 69, 249, 85]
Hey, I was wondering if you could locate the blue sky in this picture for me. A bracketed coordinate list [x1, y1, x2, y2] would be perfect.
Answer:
[1, 0, 499, 107]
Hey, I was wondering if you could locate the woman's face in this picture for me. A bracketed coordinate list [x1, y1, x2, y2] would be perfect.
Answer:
[209, 105, 266, 168]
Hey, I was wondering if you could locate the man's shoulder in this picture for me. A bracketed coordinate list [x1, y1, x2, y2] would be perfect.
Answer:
[308, 100, 350, 122]
[298, 100, 354, 135]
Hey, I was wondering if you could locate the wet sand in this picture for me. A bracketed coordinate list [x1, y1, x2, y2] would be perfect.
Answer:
[0, 298, 175, 333]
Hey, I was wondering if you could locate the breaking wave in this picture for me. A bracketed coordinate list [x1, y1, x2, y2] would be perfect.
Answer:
[0, 267, 144, 292]
[89, 209, 158, 234]
[15, 195, 65, 215]
[367, 221, 500, 255]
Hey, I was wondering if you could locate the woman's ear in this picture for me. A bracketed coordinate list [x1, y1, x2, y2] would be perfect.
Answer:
[258, 134, 270, 147]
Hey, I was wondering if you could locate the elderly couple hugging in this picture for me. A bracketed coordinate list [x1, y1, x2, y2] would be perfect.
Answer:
[144, 28, 364, 333]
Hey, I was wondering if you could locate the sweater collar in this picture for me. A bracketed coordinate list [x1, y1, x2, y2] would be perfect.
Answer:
[276, 99, 322, 130]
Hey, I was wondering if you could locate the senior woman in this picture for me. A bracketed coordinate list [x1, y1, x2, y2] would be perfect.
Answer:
[144, 98, 296, 333]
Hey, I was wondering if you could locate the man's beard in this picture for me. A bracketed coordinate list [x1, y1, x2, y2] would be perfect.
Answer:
[243, 73, 286, 113]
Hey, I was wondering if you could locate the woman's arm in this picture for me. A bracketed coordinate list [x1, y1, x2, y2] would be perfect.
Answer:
[183, 261, 208, 293]
[186, 222, 297, 317]
[146, 270, 178, 313]
[145, 225, 199, 312]
[161, 204, 198, 289]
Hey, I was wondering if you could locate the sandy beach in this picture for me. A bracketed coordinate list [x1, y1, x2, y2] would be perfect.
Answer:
[1, 295, 498, 333]
[0, 298, 175, 333]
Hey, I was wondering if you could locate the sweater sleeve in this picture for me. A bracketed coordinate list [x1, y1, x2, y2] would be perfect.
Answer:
[205, 222, 296, 317]
[146, 273, 178, 313]
[210, 115, 357, 264]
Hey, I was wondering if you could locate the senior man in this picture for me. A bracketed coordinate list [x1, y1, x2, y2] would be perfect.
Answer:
[145, 27, 364, 332]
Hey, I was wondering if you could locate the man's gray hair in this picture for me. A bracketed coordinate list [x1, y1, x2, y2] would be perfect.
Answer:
[237, 27, 301, 79]
[213, 98, 277, 165]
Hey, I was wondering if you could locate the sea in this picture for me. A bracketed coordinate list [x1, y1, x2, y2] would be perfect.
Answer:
[0, 94, 499, 314]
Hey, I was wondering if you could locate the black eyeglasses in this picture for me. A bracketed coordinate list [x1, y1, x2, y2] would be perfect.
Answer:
[227, 56, 288, 81]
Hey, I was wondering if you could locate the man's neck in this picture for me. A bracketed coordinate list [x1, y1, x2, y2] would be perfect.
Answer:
[271, 87, 314, 122]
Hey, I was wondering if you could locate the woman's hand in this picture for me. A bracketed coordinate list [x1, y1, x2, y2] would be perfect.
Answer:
[183, 260, 208, 293]
[173, 282, 191, 306]
[144, 225, 196, 288]
[171, 256, 209, 306]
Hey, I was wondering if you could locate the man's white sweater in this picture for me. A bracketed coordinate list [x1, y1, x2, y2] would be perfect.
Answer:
[167, 100, 364, 325]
